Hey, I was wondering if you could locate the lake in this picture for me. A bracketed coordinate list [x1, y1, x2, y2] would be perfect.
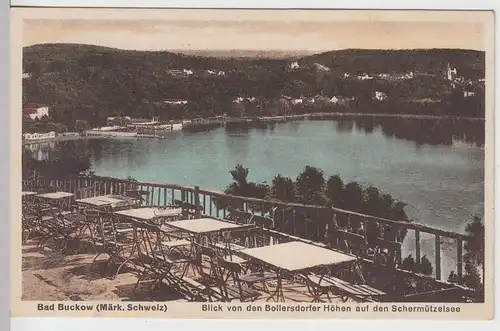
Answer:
[29, 117, 486, 278]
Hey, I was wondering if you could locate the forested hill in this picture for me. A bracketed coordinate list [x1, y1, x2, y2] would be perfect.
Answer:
[23, 43, 288, 72]
[23, 44, 485, 76]
[301, 48, 485, 78]
[22, 43, 485, 130]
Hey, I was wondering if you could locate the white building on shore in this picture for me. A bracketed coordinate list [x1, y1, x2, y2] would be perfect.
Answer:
[23, 131, 56, 141]
[374, 91, 388, 101]
[446, 63, 458, 81]
[23, 104, 49, 120]
[164, 99, 188, 105]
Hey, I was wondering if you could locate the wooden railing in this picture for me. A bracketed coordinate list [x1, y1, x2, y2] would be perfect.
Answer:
[22, 175, 475, 288]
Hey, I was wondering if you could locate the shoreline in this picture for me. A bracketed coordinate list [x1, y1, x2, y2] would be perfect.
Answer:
[22, 112, 485, 146]
[305, 112, 485, 121]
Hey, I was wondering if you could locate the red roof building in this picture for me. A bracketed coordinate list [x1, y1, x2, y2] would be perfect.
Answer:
[22, 108, 38, 115]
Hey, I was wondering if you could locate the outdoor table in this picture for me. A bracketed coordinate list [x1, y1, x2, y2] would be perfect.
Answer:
[36, 192, 75, 210]
[239, 241, 357, 302]
[76, 194, 139, 211]
[165, 218, 253, 235]
[113, 208, 186, 279]
[115, 207, 183, 222]
[22, 191, 38, 203]
[163, 218, 255, 275]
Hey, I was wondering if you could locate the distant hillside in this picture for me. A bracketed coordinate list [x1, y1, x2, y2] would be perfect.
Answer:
[23, 43, 287, 72]
[172, 49, 318, 59]
[24, 44, 485, 76]
[22, 43, 485, 131]
[300, 48, 485, 79]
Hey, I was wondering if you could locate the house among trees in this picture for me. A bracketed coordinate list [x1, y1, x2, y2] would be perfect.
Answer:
[107, 116, 131, 125]
[23, 131, 56, 141]
[330, 96, 340, 104]
[22, 103, 49, 120]
[164, 98, 188, 105]
[167, 69, 193, 77]
[357, 73, 374, 80]
[446, 63, 458, 81]
[399, 72, 414, 80]
[206, 69, 226, 76]
[374, 91, 388, 101]
[289, 61, 300, 70]
[463, 91, 476, 98]
[314, 63, 331, 72]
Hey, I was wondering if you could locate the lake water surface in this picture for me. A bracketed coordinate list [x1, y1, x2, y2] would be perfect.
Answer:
[40, 117, 486, 278]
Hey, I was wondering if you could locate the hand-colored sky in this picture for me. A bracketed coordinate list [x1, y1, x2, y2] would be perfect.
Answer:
[23, 18, 487, 54]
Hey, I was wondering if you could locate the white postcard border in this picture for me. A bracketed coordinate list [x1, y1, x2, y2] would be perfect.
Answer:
[5, 0, 500, 329]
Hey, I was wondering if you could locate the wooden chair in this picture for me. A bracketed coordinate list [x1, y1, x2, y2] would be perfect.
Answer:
[51, 209, 83, 252]
[22, 203, 39, 244]
[301, 270, 387, 303]
[365, 238, 402, 293]
[76, 185, 98, 199]
[89, 211, 134, 278]
[173, 199, 204, 219]
[132, 220, 196, 297]
[213, 229, 250, 269]
[241, 215, 274, 248]
[125, 190, 149, 206]
[131, 220, 183, 296]
[216, 257, 262, 302]
[34, 205, 68, 250]
[225, 209, 253, 225]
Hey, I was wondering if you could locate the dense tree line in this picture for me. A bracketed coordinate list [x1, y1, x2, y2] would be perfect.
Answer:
[448, 216, 485, 299]
[22, 44, 485, 132]
[218, 164, 411, 252]
[22, 141, 92, 179]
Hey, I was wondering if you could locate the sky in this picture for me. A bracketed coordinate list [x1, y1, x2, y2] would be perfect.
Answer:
[23, 19, 487, 55]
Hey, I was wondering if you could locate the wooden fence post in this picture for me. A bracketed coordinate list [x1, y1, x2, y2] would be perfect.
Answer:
[435, 235, 441, 280]
[194, 186, 201, 219]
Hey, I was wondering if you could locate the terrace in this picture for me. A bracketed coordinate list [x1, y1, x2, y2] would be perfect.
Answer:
[21, 176, 481, 303]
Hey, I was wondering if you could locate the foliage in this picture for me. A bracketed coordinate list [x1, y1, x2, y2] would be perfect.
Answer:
[326, 174, 344, 206]
[22, 44, 485, 132]
[74, 119, 90, 133]
[271, 174, 296, 202]
[447, 216, 484, 297]
[295, 166, 326, 205]
[22, 142, 91, 178]
[464, 216, 485, 268]
[22, 116, 68, 133]
[220, 164, 413, 246]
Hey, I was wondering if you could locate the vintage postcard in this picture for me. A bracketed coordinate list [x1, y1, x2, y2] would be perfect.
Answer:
[11, 8, 494, 319]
